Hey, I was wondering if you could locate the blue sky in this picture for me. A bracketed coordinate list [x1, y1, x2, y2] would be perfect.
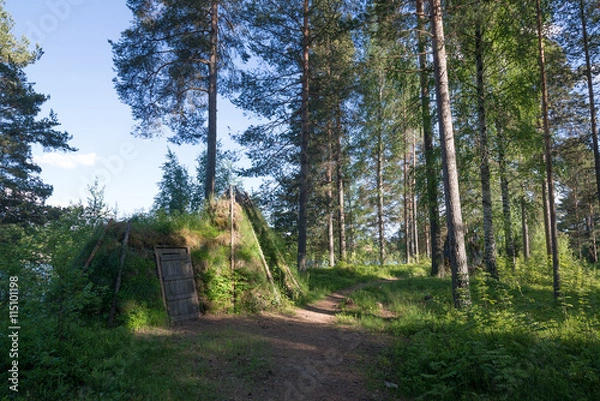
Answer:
[4, 0, 259, 216]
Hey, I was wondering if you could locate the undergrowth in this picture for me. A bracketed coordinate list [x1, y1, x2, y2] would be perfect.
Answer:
[300, 263, 396, 305]
[0, 200, 291, 399]
[337, 259, 600, 401]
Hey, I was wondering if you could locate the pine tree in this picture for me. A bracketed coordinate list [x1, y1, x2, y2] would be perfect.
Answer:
[192, 141, 239, 208]
[416, 0, 443, 275]
[309, 4, 357, 266]
[555, 0, 600, 211]
[536, 0, 561, 299]
[234, 0, 357, 270]
[111, 0, 241, 201]
[153, 149, 192, 214]
[0, 5, 74, 225]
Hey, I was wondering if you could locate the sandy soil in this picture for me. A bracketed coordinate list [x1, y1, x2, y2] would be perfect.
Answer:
[174, 280, 403, 401]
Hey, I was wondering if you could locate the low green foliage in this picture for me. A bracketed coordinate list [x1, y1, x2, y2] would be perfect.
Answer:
[0, 198, 290, 399]
[0, 322, 270, 400]
[3, 198, 599, 400]
[335, 261, 600, 401]
[300, 263, 394, 304]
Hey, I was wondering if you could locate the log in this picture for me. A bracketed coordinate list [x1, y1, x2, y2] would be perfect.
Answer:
[108, 220, 132, 328]
[247, 213, 280, 303]
[83, 219, 114, 269]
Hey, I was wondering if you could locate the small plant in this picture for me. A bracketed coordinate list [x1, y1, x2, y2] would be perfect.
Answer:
[330, 262, 600, 401]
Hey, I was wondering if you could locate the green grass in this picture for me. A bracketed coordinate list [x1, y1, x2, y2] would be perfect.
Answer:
[332, 260, 600, 401]
[0, 323, 271, 400]
[0, 204, 284, 400]
[299, 263, 397, 305]
[6, 204, 599, 400]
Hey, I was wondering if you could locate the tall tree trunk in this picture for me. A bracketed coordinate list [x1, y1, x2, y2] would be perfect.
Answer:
[377, 126, 386, 266]
[589, 204, 598, 263]
[298, 0, 310, 271]
[579, 0, 600, 211]
[431, 0, 470, 308]
[327, 124, 335, 268]
[404, 132, 411, 263]
[412, 130, 420, 262]
[497, 125, 516, 270]
[347, 187, 356, 260]
[335, 107, 347, 262]
[574, 181, 582, 260]
[499, 153, 516, 267]
[536, 0, 561, 299]
[541, 173, 552, 256]
[417, 0, 443, 276]
[425, 220, 431, 258]
[521, 191, 530, 260]
[475, 22, 498, 279]
[205, 1, 218, 201]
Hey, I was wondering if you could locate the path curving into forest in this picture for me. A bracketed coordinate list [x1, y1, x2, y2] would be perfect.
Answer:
[173, 279, 403, 401]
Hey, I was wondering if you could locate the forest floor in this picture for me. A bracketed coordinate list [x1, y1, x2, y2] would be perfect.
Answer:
[169, 279, 404, 401]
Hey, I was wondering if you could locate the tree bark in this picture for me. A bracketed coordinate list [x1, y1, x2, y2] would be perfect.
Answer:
[521, 192, 530, 260]
[424, 220, 430, 257]
[574, 181, 582, 259]
[327, 124, 335, 268]
[335, 107, 347, 262]
[417, 0, 443, 276]
[404, 131, 411, 263]
[475, 22, 498, 279]
[497, 125, 516, 270]
[347, 187, 356, 259]
[230, 185, 235, 308]
[541, 173, 552, 256]
[589, 204, 598, 263]
[430, 0, 470, 308]
[579, 0, 600, 211]
[298, 0, 310, 272]
[412, 130, 420, 262]
[377, 124, 386, 266]
[536, 0, 561, 299]
[205, 1, 218, 202]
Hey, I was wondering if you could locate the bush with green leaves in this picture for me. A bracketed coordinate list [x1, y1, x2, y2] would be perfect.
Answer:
[332, 261, 600, 401]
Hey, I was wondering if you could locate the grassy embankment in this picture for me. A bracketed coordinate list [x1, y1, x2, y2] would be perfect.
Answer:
[0, 202, 295, 400]
[335, 259, 600, 401]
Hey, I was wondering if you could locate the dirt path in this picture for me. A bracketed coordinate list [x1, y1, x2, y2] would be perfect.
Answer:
[174, 279, 402, 401]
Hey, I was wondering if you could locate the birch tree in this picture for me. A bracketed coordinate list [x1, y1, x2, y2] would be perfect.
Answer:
[430, 0, 470, 307]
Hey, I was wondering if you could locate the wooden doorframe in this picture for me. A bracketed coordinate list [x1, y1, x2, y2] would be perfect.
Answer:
[154, 246, 200, 324]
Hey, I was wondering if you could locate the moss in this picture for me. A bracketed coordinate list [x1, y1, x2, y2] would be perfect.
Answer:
[77, 199, 295, 327]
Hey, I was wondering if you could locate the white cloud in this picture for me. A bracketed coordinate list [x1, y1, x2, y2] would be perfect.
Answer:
[35, 152, 99, 169]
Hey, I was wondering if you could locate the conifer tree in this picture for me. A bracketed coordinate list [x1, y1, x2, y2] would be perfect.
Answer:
[192, 141, 239, 208]
[234, 0, 357, 270]
[536, 0, 561, 299]
[555, 0, 600, 211]
[111, 0, 241, 201]
[0, 5, 74, 225]
[416, 0, 443, 276]
[153, 149, 192, 214]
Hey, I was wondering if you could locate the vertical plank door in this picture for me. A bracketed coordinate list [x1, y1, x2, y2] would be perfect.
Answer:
[155, 247, 200, 323]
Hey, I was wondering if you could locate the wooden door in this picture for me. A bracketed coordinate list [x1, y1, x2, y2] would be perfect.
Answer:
[155, 247, 200, 323]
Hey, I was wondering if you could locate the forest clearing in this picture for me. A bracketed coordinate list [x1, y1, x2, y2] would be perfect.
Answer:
[1, 202, 599, 400]
[2, 0, 600, 400]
